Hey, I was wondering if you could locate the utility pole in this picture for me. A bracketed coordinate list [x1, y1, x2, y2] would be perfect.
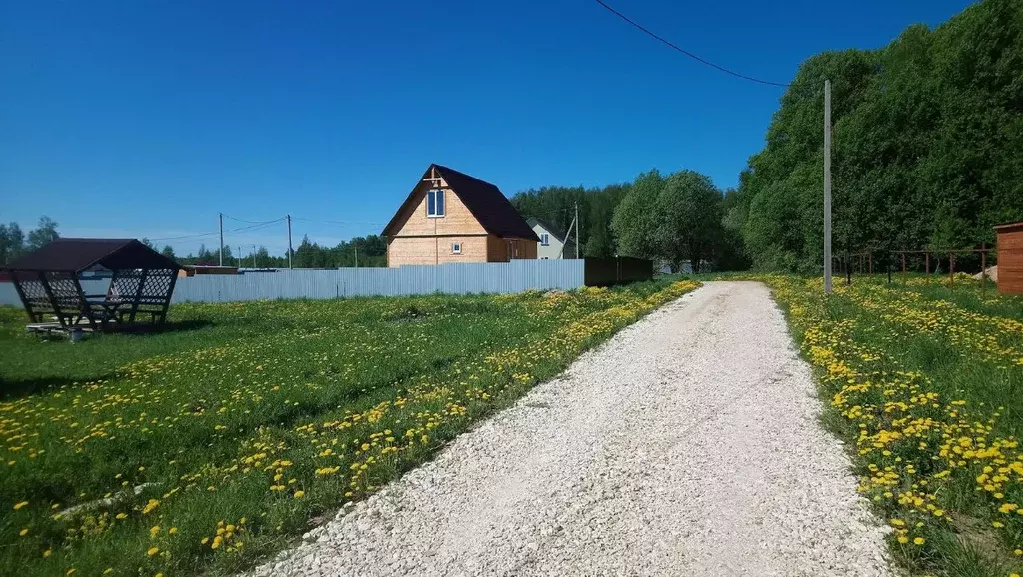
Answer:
[823, 79, 833, 295]
[252, 245, 257, 269]
[219, 213, 224, 266]
[354, 244, 359, 269]
[575, 201, 580, 259]
[237, 246, 243, 269]
[286, 215, 293, 269]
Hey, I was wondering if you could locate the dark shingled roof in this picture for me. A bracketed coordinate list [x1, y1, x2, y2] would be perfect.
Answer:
[3, 238, 182, 272]
[383, 164, 540, 241]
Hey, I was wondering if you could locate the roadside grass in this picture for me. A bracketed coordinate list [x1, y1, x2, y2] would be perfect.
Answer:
[0, 279, 700, 577]
[753, 274, 1023, 577]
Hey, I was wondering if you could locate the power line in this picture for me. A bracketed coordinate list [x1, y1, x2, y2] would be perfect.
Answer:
[291, 216, 385, 227]
[150, 231, 218, 242]
[222, 213, 282, 225]
[151, 219, 284, 242]
[591, 0, 791, 88]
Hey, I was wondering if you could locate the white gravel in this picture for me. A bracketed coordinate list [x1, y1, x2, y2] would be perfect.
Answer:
[254, 281, 891, 577]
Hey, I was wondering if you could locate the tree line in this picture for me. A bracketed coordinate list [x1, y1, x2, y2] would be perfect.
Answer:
[165, 235, 387, 268]
[727, 0, 1023, 272]
[510, 174, 744, 272]
[513, 0, 1023, 273]
[0, 217, 60, 265]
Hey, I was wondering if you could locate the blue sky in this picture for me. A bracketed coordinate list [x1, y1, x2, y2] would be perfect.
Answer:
[1, 0, 971, 256]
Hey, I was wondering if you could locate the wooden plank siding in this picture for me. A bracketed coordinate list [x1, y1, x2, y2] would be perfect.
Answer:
[996, 222, 1023, 295]
[386, 172, 537, 267]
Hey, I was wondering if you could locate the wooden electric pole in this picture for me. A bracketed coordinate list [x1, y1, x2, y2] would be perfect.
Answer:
[575, 201, 580, 259]
[824, 79, 833, 295]
[219, 213, 224, 266]
[286, 214, 293, 269]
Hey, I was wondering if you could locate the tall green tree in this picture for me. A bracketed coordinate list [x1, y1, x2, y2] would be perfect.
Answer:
[26, 216, 59, 249]
[654, 171, 723, 272]
[611, 170, 664, 259]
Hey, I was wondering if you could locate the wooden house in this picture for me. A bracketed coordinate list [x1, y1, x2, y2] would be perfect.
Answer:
[382, 165, 539, 267]
[994, 221, 1023, 295]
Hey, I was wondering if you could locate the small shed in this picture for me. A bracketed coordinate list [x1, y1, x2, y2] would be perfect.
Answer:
[994, 222, 1023, 295]
[2, 238, 182, 332]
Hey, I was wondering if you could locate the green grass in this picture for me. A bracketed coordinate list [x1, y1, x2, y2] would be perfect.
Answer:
[0, 279, 699, 577]
[750, 274, 1023, 577]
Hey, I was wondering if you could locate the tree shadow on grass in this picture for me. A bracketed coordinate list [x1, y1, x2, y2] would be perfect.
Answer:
[0, 371, 121, 400]
[105, 319, 214, 335]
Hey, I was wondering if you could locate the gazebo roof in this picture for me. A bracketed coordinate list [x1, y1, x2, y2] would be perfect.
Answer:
[3, 238, 182, 273]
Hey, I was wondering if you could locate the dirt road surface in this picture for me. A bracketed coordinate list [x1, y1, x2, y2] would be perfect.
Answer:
[254, 281, 890, 577]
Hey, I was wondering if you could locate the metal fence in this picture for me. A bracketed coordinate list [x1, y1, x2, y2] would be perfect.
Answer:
[0, 260, 586, 306]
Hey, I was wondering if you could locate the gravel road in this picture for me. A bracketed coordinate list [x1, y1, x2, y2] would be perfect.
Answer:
[254, 281, 891, 577]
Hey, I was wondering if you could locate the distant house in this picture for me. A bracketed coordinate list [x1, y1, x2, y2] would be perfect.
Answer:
[527, 217, 576, 259]
[382, 165, 539, 267]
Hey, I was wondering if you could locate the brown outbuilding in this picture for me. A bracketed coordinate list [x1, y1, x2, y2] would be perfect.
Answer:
[3, 238, 182, 332]
[994, 221, 1023, 295]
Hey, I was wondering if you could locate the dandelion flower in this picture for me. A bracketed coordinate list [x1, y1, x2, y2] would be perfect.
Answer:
[13, 501, 28, 511]
[294, 490, 305, 499]
[913, 537, 925, 545]
[147, 546, 160, 556]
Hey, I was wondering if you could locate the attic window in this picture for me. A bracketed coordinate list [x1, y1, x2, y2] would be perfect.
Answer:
[540, 233, 550, 246]
[452, 242, 462, 254]
[427, 189, 445, 217]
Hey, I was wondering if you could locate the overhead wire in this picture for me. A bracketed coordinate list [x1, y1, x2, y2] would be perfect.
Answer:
[591, 0, 792, 88]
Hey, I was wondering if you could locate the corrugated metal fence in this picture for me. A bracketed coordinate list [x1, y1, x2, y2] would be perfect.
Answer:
[0, 260, 585, 306]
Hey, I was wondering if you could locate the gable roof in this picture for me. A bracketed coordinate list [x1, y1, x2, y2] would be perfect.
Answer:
[3, 238, 182, 272]
[526, 217, 574, 245]
[383, 164, 540, 241]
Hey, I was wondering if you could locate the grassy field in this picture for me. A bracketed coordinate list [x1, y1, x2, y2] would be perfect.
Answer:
[0, 279, 700, 577]
[760, 274, 1023, 577]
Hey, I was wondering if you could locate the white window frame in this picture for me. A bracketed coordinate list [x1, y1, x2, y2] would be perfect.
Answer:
[540, 233, 550, 246]
[452, 242, 462, 254]
[427, 189, 445, 218]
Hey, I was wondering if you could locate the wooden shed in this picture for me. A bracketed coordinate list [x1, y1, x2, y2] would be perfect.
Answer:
[994, 221, 1023, 295]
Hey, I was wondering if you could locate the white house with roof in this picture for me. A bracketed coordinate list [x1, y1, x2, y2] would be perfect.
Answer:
[526, 217, 577, 259]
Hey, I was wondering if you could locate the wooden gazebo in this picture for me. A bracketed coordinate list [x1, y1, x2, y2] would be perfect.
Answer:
[3, 238, 182, 332]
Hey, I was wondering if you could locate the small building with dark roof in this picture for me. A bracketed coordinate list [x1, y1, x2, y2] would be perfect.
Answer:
[3, 238, 182, 331]
[382, 164, 539, 266]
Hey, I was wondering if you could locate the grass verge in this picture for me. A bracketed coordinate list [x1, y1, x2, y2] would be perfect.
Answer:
[0, 279, 700, 577]
[748, 274, 1023, 577]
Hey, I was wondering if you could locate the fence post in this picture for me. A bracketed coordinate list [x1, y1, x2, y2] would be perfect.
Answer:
[902, 253, 907, 285]
[868, 252, 873, 275]
[925, 252, 930, 283]
[981, 243, 987, 299]
[949, 253, 955, 289]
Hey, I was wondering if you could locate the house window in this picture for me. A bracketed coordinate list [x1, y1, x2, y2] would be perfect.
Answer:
[540, 233, 550, 246]
[452, 242, 462, 254]
[427, 189, 445, 217]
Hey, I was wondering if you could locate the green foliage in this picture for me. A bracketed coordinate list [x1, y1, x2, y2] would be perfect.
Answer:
[611, 170, 663, 259]
[611, 169, 726, 271]
[176, 235, 388, 268]
[0, 217, 59, 265]
[734, 0, 1023, 271]
[511, 182, 631, 258]
[26, 217, 59, 250]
